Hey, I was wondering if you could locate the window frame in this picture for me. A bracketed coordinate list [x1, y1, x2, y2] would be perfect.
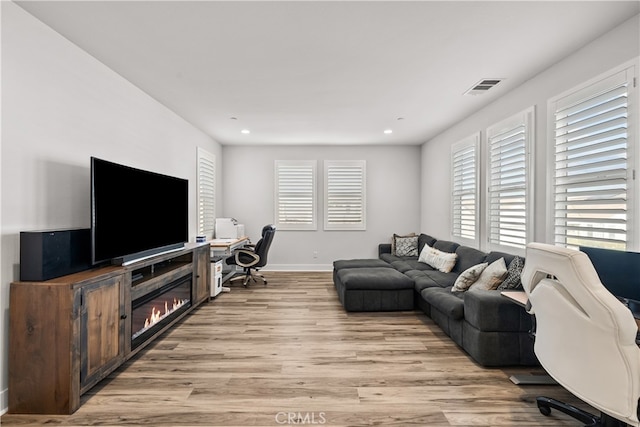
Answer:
[324, 160, 366, 231]
[196, 147, 216, 238]
[547, 62, 637, 251]
[451, 132, 480, 248]
[485, 107, 535, 254]
[274, 160, 318, 231]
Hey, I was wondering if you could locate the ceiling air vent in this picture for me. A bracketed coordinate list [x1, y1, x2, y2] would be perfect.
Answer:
[464, 79, 503, 96]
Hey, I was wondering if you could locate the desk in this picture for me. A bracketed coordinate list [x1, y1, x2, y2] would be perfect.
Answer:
[208, 237, 250, 284]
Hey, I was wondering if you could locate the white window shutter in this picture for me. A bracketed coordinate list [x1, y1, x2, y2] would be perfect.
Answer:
[451, 133, 479, 245]
[196, 147, 216, 238]
[275, 160, 317, 230]
[324, 160, 366, 230]
[552, 68, 633, 250]
[487, 108, 533, 250]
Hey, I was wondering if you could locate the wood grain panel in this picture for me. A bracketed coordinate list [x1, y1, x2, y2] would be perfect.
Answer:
[3, 271, 597, 426]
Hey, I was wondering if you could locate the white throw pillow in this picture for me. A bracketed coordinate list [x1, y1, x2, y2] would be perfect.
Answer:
[452, 262, 488, 292]
[418, 244, 458, 273]
[469, 257, 508, 291]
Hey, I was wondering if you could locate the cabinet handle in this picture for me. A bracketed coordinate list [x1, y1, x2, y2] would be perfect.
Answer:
[120, 314, 127, 320]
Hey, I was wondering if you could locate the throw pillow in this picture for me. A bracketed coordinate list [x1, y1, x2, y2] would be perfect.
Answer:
[469, 257, 508, 291]
[391, 233, 416, 256]
[394, 234, 418, 257]
[497, 256, 525, 290]
[418, 244, 458, 273]
[452, 262, 488, 292]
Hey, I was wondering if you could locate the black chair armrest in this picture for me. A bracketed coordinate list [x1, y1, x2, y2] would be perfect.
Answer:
[234, 248, 260, 268]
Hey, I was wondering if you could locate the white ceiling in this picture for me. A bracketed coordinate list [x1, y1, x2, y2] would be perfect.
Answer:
[15, 1, 640, 146]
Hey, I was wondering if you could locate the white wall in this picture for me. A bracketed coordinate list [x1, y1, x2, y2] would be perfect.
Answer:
[0, 2, 222, 413]
[421, 14, 640, 252]
[222, 145, 421, 269]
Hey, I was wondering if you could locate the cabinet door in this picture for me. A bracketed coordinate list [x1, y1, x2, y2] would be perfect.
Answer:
[80, 274, 125, 392]
[193, 246, 211, 303]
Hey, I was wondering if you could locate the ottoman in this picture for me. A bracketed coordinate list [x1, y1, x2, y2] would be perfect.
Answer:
[333, 265, 415, 312]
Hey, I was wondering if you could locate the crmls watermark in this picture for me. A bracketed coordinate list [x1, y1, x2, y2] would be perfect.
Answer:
[274, 411, 327, 425]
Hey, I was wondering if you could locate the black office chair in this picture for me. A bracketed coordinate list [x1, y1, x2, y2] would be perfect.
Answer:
[226, 225, 276, 287]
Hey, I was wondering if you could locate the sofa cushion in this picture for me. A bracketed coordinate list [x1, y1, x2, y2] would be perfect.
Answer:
[421, 286, 465, 320]
[463, 289, 532, 332]
[418, 234, 437, 254]
[452, 262, 488, 292]
[333, 258, 393, 270]
[406, 272, 440, 292]
[452, 246, 488, 274]
[337, 267, 414, 291]
[486, 251, 517, 267]
[416, 270, 459, 288]
[432, 239, 460, 254]
[418, 244, 457, 273]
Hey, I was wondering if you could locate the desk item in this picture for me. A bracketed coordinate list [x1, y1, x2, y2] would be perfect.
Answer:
[226, 225, 276, 287]
[208, 236, 250, 284]
[211, 258, 223, 297]
[521, 242, 640, 427]
[215, 218, 239, 239]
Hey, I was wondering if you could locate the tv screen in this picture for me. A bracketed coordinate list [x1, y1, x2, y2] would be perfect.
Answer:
[580, 246, 640, 302]
[91, 157, 188, 265]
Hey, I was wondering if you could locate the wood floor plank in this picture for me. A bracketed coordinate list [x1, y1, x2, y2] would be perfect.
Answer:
[1, 271, 596, 426]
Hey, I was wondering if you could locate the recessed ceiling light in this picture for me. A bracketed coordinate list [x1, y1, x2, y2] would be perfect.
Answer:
[384, 129, 393, 134]
[241, 129, 250, 134]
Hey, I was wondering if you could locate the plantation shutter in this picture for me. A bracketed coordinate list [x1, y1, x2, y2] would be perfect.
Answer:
[552, 69, 632, 250]
[324, 160, 366, 230]
[487, 109, 533, 249]
[196, 147, 216, 238]
[451, 134, 479, 243]
[275, 160, 317, 230]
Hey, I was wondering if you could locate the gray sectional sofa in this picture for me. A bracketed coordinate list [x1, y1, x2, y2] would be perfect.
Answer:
[333, 233, 538, 367]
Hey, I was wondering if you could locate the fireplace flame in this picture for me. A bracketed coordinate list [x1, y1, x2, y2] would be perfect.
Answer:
[141, 298, 189, 332]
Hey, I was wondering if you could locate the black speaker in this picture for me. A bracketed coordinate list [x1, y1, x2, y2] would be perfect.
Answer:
[20, 228, 91, 281]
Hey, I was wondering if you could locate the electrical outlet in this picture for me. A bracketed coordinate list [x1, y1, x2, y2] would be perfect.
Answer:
[313, 251, 318, 258]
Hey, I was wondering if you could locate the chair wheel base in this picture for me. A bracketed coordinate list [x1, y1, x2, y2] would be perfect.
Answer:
[536, 397, 631, 427]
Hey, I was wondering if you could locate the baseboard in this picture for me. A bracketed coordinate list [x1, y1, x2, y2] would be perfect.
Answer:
[263, 264, 333, 272]
[1, 387, 7, 415]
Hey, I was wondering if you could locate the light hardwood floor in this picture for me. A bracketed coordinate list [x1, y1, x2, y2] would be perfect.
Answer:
[2, 271, 593, 426]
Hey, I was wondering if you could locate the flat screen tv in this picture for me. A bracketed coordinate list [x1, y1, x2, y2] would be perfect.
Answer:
[579, 246, 640, 303]
[91, 157, 188, 265]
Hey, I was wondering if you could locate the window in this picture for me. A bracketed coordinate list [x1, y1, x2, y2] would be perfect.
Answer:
[550, 65, 635, 250]
[324, 160, 366, 230]
[451, 133, 479, 246]
[275, 160, 317, 230]
[196, 147, 216, 238]
[487, 108, 534, 250]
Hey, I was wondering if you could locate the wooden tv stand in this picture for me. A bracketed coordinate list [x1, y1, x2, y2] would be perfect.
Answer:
[8, 242, 211, 415]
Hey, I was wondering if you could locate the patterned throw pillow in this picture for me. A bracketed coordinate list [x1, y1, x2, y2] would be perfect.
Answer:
[391, 233, 416, 256]
[452, 262, 488, 292]
[469, 257, 508, 291]
[394, 235, 419, 257]
[497, 256, 525, 290]
[418, 244, 458, 273]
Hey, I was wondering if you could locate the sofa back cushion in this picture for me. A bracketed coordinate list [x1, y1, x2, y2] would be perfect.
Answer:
[486, 251, 517, 266]
[418, 234, 437, 254]
[453, 246, 488, 274]
[432, 239, 459, 254]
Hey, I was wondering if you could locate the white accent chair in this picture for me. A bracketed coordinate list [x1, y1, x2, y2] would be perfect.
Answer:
[521, 242, 640, 427]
